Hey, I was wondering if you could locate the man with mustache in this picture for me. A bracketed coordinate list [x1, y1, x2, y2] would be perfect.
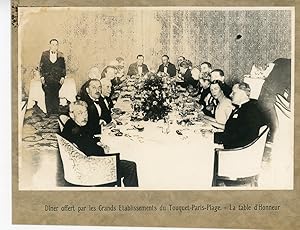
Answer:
[77, 79, 105, 139]
[98, 78, 114, 125]
[61, 100, 139, 187]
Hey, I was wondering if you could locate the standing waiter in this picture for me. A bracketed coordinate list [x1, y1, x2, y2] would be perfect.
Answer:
[39, 38, 66, 116]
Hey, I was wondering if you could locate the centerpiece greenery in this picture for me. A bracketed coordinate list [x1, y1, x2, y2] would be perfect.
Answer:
[132, 72, 172, 121]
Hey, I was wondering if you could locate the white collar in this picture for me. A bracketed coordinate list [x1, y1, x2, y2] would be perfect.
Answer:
[88, 94, 99, 102]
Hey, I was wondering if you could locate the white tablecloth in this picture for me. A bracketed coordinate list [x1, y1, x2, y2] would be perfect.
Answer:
[27, 77, 77, 113]
[59, 77, 77, 103]
[102, 97, 216, 189]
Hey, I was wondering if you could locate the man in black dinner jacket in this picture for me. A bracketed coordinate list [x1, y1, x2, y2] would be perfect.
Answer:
[39, 38, 66, 116]
[157, 55, 177, 77]
[98, 78, 114, 124]
[79, 78, 115, 137]
[177, 60, 198, 88]
[61, 100, 138, 187]
[210, 69, 232, 98]
[79, 79, 103, 137]
[127, 54, 149, 77]
[214, 82, 267, 149]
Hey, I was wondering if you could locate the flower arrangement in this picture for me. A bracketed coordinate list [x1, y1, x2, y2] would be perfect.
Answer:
[133, 72, 172, 121]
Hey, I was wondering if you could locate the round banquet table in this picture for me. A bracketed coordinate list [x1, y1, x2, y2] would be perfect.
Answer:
[101, 93, 217, 189]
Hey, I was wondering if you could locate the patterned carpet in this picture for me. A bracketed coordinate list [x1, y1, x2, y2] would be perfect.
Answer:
[22, 104, 68, 151]
[20, 104, 69, 189]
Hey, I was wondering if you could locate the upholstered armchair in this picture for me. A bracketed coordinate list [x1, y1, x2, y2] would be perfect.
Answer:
[56, 134, 121, 186]
[58, 114, 70, 132]
[212, 125, 269, 187]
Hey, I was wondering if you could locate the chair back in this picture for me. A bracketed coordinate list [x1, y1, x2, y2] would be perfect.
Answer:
[20, 100, 28, 128]
[273, 93, 292, 151]
[58, 115, 70, 132]
[275, 94, 291, 120]
[217, 125, 269, 179]
[56, 134, 119, 186]
[243, 77, 265, 100]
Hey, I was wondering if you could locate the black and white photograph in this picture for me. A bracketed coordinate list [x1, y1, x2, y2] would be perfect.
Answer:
[18, 7, 294, 190]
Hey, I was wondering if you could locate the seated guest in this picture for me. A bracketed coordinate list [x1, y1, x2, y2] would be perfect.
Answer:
[214, 82, 267, 149]
[195, 73, 217, 118]
[113, 57, 126, 81]
[79, 79, 103, 137]
[101, 65, 117, 80]
[116, 56, 126, 67]
[127, 55, 149, 77]
[62, 100, 139, 187]
[99, 78, 114, 125]
[176, 56, 186, 77]
[191, 67, 201, 81]
[101, 65, 120, 101]
[204, 80, 234, 129]
[189, 67, 202, 95]
[109, 56, 126, 69]
[202, 93, 216, 118]
[210, 69, 232, 97]
[62, 100, 104, 154]
[157, 55, 177, 77]
[199, 61, 212, 88]
[197, 73, 211, 105]
[176, 56, 186, 70]
[177, 60, 198, 88]
[200, 61, 212, 76]
[115, 65, 126, 80]
[186, 59, 193, 70]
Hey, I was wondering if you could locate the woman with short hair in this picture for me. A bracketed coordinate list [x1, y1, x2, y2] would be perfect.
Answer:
[204, 80, 234, 129]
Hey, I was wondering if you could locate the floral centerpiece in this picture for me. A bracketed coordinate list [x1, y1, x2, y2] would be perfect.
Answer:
[132, 72, 172, 121]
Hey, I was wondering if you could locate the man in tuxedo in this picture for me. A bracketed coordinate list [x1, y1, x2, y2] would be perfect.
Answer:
[157, 55, 177, 77]
[127, 55, 149, 77]
[98, 79, 114, 125]
[197, 73, 213, 114]
[176, 56, 185, 71]
[101, 65, 117, 80]
[177, 60, 198, 88]
[80, 79, 115, 137]
[200, 61, 212, 75]
[62, 100, 139, 187]
[79, 79, 103, 137]
[210, 69, 231, 98]
[214, 82, 266, 149]
[101, 65, 120, 101]
[198, 73, 211, 104]
[39, 38, 66, 116]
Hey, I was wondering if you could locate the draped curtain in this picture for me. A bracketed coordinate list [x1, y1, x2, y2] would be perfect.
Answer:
[19, 8, 291, 94]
